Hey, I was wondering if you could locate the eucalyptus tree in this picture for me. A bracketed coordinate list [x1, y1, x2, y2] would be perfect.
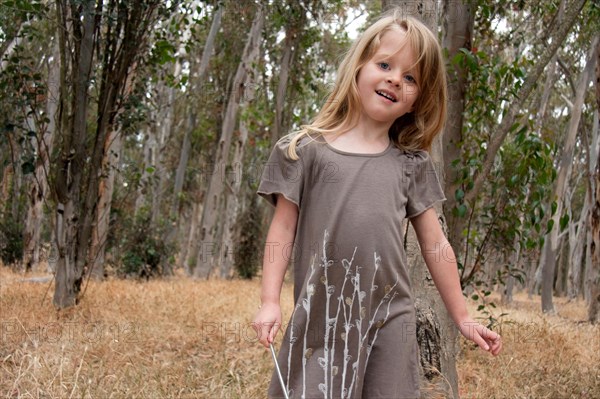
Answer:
[51, 0, 177, 308]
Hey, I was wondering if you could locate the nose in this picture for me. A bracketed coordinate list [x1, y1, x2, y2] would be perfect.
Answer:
[386, 74, 401, 87]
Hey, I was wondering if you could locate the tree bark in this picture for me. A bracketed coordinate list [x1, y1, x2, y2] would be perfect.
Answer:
[194, 6, 264, 278]
[540, 36, 597, 313]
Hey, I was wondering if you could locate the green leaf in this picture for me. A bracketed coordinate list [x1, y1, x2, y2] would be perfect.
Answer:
[456, 204, 468, 218]
[551, 201, 557, 216]
[560, 214, 569, 231]
[546, 219, 554, 234]
[471, 294, 479, 301]
[455, 188, 465, 201]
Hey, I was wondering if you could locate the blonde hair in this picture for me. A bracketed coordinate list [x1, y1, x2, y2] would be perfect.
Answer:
[285, 10, 447, 159]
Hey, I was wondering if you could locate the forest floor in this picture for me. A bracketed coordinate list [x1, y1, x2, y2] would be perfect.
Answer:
[0, 265, 598, 398]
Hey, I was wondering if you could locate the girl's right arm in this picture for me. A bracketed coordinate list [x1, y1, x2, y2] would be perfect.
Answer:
[253, 194, 298, 348]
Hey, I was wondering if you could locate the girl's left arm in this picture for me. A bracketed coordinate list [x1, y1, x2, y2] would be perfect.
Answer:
[410, 208, 502, 356]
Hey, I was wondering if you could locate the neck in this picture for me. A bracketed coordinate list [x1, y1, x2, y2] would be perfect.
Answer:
[342, 117, 392, 144]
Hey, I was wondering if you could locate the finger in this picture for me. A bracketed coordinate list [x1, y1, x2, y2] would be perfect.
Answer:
[254, 322, 269, 348]
[263, 323, 274, 347]
[482, 328, 500, 342]
[471, 326, 491, 351]
[268, 322, 280, 344]
[482, 329, 502, 355]
[490, 336, 502, 356]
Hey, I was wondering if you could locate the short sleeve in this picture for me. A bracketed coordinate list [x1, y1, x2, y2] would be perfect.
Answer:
[405, 151, 446, 218]
[257, 138, 304, 208]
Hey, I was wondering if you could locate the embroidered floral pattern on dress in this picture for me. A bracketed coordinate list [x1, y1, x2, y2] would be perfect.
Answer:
[286, 230, 401, 398]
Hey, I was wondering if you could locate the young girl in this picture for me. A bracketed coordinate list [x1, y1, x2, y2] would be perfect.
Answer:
[253, 9, 502, 399]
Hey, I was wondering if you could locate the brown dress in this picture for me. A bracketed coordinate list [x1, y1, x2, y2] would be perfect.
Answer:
[258, 135, 445, 399]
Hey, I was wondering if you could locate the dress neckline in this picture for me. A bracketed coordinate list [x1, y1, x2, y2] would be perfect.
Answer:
[321, 137, 393, 157]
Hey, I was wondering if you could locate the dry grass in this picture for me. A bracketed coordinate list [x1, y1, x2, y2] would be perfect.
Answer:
[1, 265, 598, 398]
[458, 294, 600, 399]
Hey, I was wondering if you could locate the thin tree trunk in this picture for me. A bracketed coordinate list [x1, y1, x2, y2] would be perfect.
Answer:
[583, 111, 600, 303]
[168, 5, 222, 274]
[556, 235, 569, 297]
[180, 201, 202, 274]
[220, 39, 261, 278]
[569, 183, 591, 299]
[89, 127, 122, 279]
[22, 39, 60, 272]
[587, 38, 600, 323]
[540, 36, 597, 313]
[134, 127, 154, 214]
[194, 6, 264, 278]
[271, 2, 304, 145]
[150, 80, 176, 225]
[503, 225, 524, 304]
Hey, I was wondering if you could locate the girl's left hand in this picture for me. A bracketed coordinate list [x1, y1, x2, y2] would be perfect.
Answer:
[457, 319, 502, 356]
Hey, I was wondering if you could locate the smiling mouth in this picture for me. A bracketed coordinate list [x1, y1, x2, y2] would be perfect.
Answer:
[375, 90, 397, 102]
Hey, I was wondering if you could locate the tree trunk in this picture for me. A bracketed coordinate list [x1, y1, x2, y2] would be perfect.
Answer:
[53, 0, 97, 308]
[194, 6, 264, 278]
[22, 38, 60, 272]
[583, 111, 600, 303]
[134, 127, 154, 214]
[568, 183, 590, 299]
[271, 1, 305, 145]
[151, 82, 176, 225]
[503, 229, 523, 304]
[220, 37, 261, 278]
[169, 5, 222, 275]
[540, 36, 597, 313]
[180, 201, 201, 274]
[556, 236, 569, 297]
[440, 0, 474, 255]
[381, 1, 460, 397]
[89, 127, 122, 279]
[588, 37, 600, 323]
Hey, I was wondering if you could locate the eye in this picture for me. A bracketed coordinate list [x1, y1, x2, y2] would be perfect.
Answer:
[378, 62, 390, 70]
[404, 74, 416, 84]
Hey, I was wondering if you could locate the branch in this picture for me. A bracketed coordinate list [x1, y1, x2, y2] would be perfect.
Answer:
[465, 0, 588, 204]
[557, 56, 577, 97]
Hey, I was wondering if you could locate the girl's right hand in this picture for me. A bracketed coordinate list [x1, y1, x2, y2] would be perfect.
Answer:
[252, 302, 282, 348]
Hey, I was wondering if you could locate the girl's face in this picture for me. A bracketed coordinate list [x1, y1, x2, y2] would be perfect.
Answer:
[356, 28, 419, 128]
